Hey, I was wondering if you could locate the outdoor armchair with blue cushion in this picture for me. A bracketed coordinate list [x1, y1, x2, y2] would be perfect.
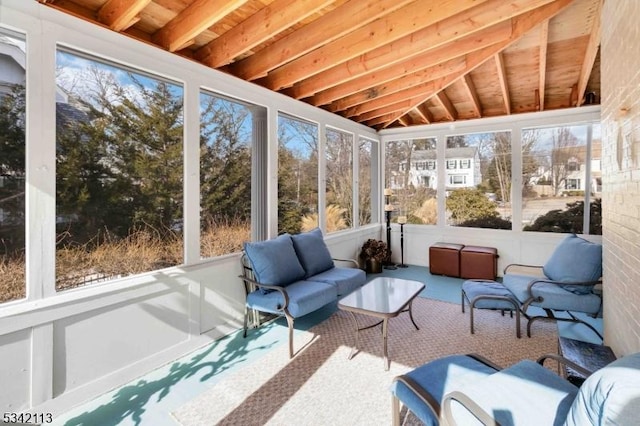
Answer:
[240, 228, 365, 358]
[392, 352, 640, 425]
[502, 234, 603, 338]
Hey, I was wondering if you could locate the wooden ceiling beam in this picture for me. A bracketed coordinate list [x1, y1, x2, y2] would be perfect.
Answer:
[354, 99, 419, 122]
[363, 97, 438, 126]
[378, 0, 574, 128]
[260, 0, 493, 91]
[343, 77, 442, 118]
[197, 0, 334, 68]
[494, 52, 511, 114]
[576, 0, 603, 106]
[308, 20, 511, 107]
[152, 0, 249, 52]
[435, 91, 457, 121]
[415, 104, 434, 124]
[538, 19, 549, 111]
[366, 113, 401, 128]
[326, 57, 467, 113]
[569, 83, 578, 106]
[462, 74, 482, 118]
[291, 0, 559, 101]
[229, 0, 413, 81]
[344, 41, 509, 119]
[97, 0, 149, 32]
[397, 116, 411, 127]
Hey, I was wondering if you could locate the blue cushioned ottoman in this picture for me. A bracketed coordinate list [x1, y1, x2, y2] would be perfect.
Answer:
[390, 354, 499, 426]
[461, 279, 521, 338]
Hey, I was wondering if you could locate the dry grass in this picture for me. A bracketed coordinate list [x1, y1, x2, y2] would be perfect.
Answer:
[200, 221, 250, 257]
[55, 229, 184, 291]
[301, 205, 347, 232]
[0, 221, 278, 301]
[0, 255, 26, 303]
[412, 198, 437, 224]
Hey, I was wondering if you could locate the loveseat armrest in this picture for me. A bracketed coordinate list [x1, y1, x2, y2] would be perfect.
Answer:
[332, 258, 359, 268]
[237, 274, 290, 309]
[504, 263, 544, 276]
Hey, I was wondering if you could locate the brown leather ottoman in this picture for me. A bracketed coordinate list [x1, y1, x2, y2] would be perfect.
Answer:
[460, 245, 498, 280]
[429, 242, 464, 277]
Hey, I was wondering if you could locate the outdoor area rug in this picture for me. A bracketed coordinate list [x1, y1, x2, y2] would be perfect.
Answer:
[172, 297, 558, 425]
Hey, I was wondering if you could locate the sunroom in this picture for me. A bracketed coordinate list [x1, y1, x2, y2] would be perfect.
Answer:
[1, 0, 638, 424]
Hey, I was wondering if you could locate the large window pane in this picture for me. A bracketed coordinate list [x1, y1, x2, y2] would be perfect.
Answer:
[0, 31, 26, 304]
[358, 138, 374, 226]
[522, 124, 600, 234]
[445, 132, 512, 229]
[386, 138, 438, 224]
[55, 50, 184, 291]
[325, 128, 352, 233]
[277, 114, 318, 234]
[200, 93, 252, 257]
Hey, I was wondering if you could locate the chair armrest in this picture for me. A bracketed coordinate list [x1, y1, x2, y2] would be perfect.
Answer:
[441, 390, 497, 426]
[332, 258, 359, 268]
[527, 277, 602, 294]
[238, 274, 290, 309]
[504, 263, 544, 275]
[537, 353, 593, 378]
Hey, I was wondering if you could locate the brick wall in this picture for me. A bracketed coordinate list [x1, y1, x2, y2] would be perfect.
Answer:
[601, 0, 640, 356]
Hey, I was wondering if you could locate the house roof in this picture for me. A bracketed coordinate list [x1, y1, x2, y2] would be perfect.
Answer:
[39, 0, 602, 130]
[409, 147, 478, 161]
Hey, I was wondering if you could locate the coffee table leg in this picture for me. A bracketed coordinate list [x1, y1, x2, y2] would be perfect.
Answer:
[382, 318, 389, 370]
[346, 311, 359, 360]
[408, 300, 420, 330]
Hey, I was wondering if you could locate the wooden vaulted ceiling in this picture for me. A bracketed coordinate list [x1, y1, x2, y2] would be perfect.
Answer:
[39, 0, 602, 130]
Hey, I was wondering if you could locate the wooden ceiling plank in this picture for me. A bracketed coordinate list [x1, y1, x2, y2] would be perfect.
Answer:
[152, 0, 249, 52]
[308, 20, 512, 106]
[197, 0, 334, 68]
[538, 19, 549, 111]
[230, 0, 415, 81]
[576, 0, 603, 106]
[261, 0, 493, 91]
[378, 0, 574, 128]
[462, 74, 482, 117]
[98, 0, 151, 32]
[494, 52, 511, 114]
[293, 0, 559, 100]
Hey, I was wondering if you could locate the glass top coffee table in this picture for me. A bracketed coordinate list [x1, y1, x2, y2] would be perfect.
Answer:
[338, 277, 425, 370]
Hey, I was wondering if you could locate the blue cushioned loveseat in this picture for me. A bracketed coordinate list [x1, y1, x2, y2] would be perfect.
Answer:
[240, 228, 366, 358]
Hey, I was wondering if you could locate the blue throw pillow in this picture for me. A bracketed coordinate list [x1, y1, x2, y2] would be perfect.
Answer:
[243, 234, 306, 288]
[291, 228, 335, 277]
[543, 234, 602, 294]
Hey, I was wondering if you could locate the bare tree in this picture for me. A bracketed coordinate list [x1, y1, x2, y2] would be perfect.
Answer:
[550, 127, 580, 195]
[325, 129, 353, 228]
